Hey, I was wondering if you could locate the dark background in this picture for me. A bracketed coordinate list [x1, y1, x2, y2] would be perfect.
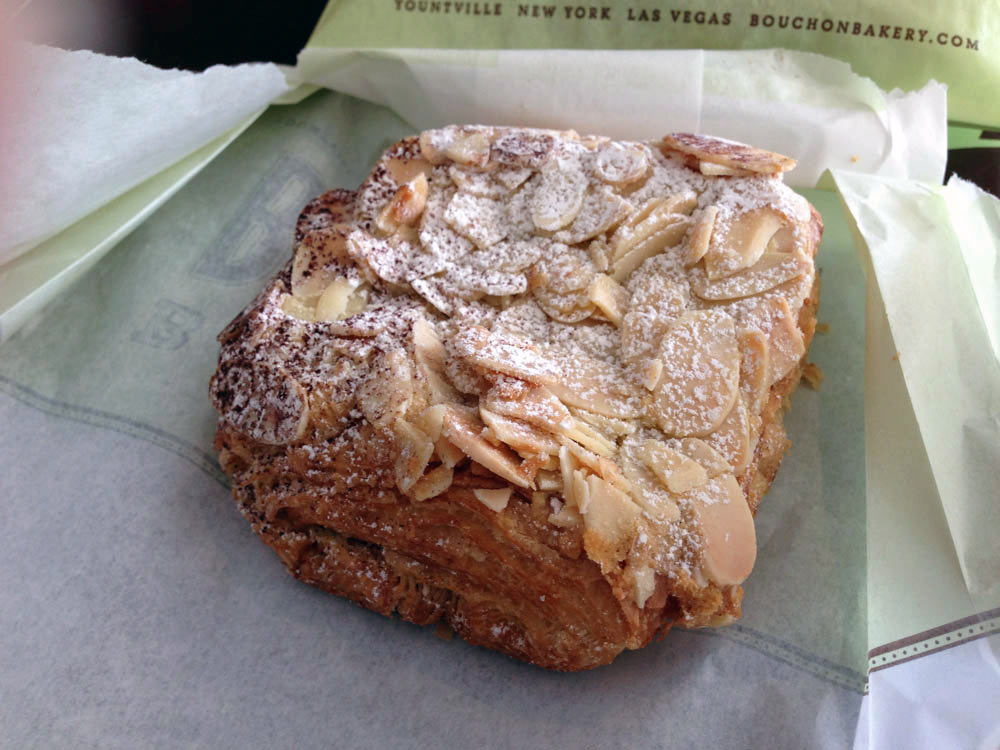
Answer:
[14, 0, 998, 195]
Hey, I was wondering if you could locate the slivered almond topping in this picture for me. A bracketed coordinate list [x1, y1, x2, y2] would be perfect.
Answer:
[480, 408, 561, 457]
[661, 132, 796, 174]
[440, 406, 533, 489]
[699, 161, 753, 177]
[553, 186, 631, 244]
[315, 279, 366, 322]
[693, 251, 810, 301]
[704, 207, 785, 280]
[612, 216, 691, 282]
[611, 195, 693, 262]
[587, 274, 628, 326]
[411, 465, 454, 501]
[532, 166, 588, 231]
[291, 224, 358, 299]
[638, 439, 709, 493]
[473, 487, 513, 512]
[737, 328, 770, 414]
[449, 165, 506, 198]
[594, 142, 649, 185]
[435, 437, 466, 469]
[581, 474, 641, 563]
[738, 296, 806, 385]
[685, 206, 717, 267]
[676, 438, 731, 478]
[681, 474, 757, 585]
[358, 349, 413, 427]
[633, 564, 657, 609]
[377, 173, 429, 234]
[393, 419, 435, 492]
[650, 310, 741, 437]
[704, 394, 752, 473]
[412, 318, 461, 405]
[444, 131, 492, 168]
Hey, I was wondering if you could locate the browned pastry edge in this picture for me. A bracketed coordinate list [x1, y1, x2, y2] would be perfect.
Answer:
[213, 204, 823, 671]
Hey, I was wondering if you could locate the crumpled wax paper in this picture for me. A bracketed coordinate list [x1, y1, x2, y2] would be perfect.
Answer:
[0, 45, 290, 263]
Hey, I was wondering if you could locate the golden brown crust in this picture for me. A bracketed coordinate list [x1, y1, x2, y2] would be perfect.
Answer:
[210, 127, 821, 670]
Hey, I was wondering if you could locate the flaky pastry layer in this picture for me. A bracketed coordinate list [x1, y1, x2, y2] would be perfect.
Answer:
[211, 126, 822, 670]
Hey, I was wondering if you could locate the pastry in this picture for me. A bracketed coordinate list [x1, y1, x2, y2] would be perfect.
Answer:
[210, 126, 821, 670]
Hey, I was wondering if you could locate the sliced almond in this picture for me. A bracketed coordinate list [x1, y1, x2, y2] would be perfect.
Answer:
[411, 465, 454, 501]
[442, 131, 492, 168]
[315, 278, 366, 322]
[393, 419, 435, 492]
[445, 192, 508, 249]
[699, 161, 753, 177]
[681, 474, 757, 585]
[738, 328, 770, 415]
[279, 293, 317, 322]
[618, 441, 681, 522]
[586, 274, 628, 326]
[638, 439, 709, 493]
[633, 564, 657, 609]
[594, 142, 649, 185]
[480, 408, 561, 457]
[693, 251, 810, 301]
[384, 154, 432, 186]
[545, 349, 642, 419]
[435, 437, 466, 469]
[738, 296, 806, 385]
[291, 224, 357, 299]
[612, 217, 691, 282]
[410, 277, 454, 315]
[536, 470, 562, 492]
[570, 407, 637, 439]
[440, 406, 532, 489]
[650, 310, 740, 437]
[412, 318, 461, 406]
[553, 186, 631, 245]
[704, 208, 785, 280]
[703, 394, 752, 473]
[419, 403, 450, 442]
[582, 474, 641, 564]
[490, 130, 557, 169]
[610, 197, 693, 262]
[473, 487, 513, 512]
[661, 133, 796, 175]
[676, 438, 731, 478]
[211, 360, 309, 446]
[449, 165, 506, 198]
[452, 326, 562, 384]
[685, 206, 718, 267]
[531, 166, 588, 231]
[377, 173, 429, 234]
[548, 502, 582, 529]
[468, 239, 544, 274]
[560, 418, 616, 457]
[494, 166, 533, 190]
[573, 469, 592, 513]
[358, 349, 415, 428]
[483, 378, 572, 434]
[624, 193, 697, 232]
